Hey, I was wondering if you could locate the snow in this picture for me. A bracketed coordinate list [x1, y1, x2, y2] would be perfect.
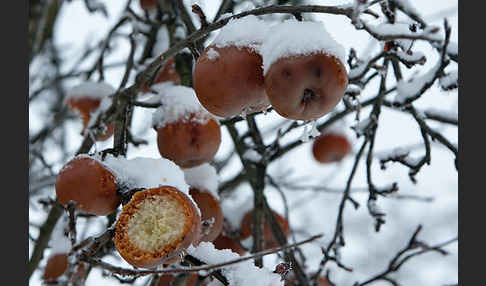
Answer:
[346, 84, 362, 95]
[365, 22, 412, 36]
[261, 20, 346, 75]
[86, 96, 113, 129]
[183, 163, 220, 199]
[218, 13, 233, 20]
[299, 121, 321, 142]
[365, 22, 442, 42]
[377, 147, 410, 161]
[187, 242, 283, 286]
[67, 81, 116, 100]
[130, 16, 151, 35]
[243, 149, 262, 163]
[391, 50, 426, 64]
[233, 1, 256, 14]
[351, 117, 374, 136]
[206, 279, 224, 286]
[424, 108, 458, 121]
[92, 154, 188, 193]
[174, 25, 186, 39]
[446, 41, 458, 56]
[403, 155, 423, 166]
[367, 198, 384, 216]
[240, 237, 253, 250]
[221, 196, 253, 229]
[150, 82, 212, 128]
[49, 214, 71, 255]
[206, 48, 220, 60]
[395, 59, 442, 104]
[324, 119, 348, 135]
[396, 38, 414, 52]
[395, 0, 420, 15]
[94, 154, 201, 214]
[348, 60, 370, 79]
[152, 27, 170, 57]
[439, 70, 458, 90]
[309, 121, 321, 137]
[192, 0, 205, 10]
[211, 15, 270, 50]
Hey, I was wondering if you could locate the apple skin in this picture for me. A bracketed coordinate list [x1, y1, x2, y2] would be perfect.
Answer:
[212, 233, 246, 255]
[156, 115, 221, 168]
[56, 157, 120, 216]
[264, 53, 348, 121]
[43, 253, 87, 282]
[189, 187, 224, 242]
[140, 0, 157, 10]
[43, 253, 68, 280]
[193, 45, 269, 118]
[312, 133, 351, 163]
[239, 209, 290, 250]
[66, 97, 114, 141]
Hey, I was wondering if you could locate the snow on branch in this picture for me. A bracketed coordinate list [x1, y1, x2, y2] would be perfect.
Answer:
[393, 20, 452, 105]
[394, 58, 443, 105]
[439, 70, 458, 91]
[362, 22, 442, 42]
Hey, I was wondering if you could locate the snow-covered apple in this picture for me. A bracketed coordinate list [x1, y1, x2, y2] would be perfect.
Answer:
[193, 16, 270, 117]
[261, 21, 348, 121]
[66, 81, 116, 141]
[152, 83, 221, 168]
